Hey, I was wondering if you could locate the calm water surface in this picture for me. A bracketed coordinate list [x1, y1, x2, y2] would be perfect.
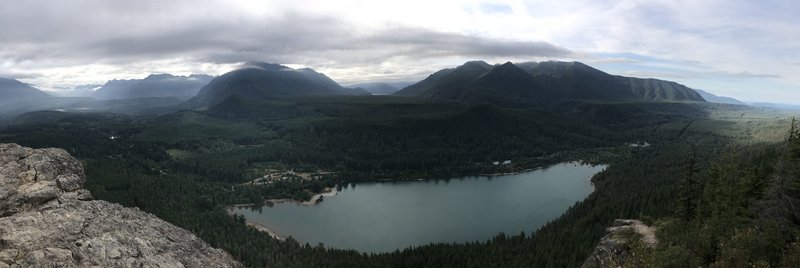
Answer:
[232, 162, 606, 252]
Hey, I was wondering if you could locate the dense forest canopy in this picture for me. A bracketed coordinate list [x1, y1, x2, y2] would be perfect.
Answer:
[2, 94, 798, 267]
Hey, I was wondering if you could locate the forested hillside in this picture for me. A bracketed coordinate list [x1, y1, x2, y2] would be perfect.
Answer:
[3, 0, 795, 266]
[618, 119, 800, 267]
[1, 96, 795, 267]
[395, 61, 706, 107]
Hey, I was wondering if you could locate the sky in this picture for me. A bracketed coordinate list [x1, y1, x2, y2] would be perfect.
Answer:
[1, 0, 799, 103]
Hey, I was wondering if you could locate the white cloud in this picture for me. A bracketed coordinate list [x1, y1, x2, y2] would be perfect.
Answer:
[0, 0, 798, 102]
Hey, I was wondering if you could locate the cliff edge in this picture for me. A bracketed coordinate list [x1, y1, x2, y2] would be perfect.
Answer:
[581, 219, 658, 268]
[0, 143, 241, 267]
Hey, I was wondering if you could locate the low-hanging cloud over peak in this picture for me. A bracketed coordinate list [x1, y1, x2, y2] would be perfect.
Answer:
[1, 0, 798, 103]
[0, 1, 571, 87]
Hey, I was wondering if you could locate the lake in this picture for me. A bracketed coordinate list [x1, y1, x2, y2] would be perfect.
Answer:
[231, 162, 606, 252]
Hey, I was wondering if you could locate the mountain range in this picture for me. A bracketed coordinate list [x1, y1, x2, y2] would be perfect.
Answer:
[0, 77, 51, 105]
[348, 82, 412, 95]
[395, 61, 705, 107]
[94, 74, 214, 100]
[694, 89, 744, 105]
[1, 61, 750, 115]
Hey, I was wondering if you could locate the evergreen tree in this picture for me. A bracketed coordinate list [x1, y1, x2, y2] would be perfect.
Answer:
[782, 118, 800, 224]
[789, 118, 800, 159]
[677, 143, 701, 221]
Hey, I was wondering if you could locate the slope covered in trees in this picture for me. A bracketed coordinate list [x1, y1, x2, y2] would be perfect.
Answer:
[187, 62, 369, 108]
[617, 119, 800, 267]
[0, 97, 796, 267]
[395, 61, 705, 107]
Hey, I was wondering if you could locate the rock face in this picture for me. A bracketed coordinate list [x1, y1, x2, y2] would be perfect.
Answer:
[581, 219, 658, 268]
[0, 143, 241, 267]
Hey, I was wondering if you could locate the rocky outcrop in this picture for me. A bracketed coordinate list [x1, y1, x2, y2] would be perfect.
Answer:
[581, 219, 658, 268]
[0, 143, 241, 267]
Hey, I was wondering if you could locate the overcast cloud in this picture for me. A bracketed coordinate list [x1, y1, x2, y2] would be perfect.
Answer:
[1, 0, 798, 103]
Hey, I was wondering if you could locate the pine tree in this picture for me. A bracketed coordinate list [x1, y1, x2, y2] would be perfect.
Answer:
[790, 118, 800, 159]
[782, 118, 800, 224]
[677, 143, 701, 221]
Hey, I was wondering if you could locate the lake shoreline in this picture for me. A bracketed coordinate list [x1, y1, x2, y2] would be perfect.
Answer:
[229, 161, 607, 252]
[477, 160, 597, 177]
[226, 187, 341, 239]
[226, 207, 286, 241]
[228, 186, 339, 208]
[226, 160, 599, 208]
[226, 161, 604, 246]
[361, 160, 597, 181]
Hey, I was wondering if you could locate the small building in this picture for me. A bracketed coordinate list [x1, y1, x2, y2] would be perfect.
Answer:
[502, 160, 512, 165]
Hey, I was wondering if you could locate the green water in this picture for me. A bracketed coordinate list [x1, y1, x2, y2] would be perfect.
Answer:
[232, 162, 606, 252]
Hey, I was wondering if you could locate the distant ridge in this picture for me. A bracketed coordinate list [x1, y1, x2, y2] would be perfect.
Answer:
[395, 61, 493, 98]
[694, 89, 744, 105]
[457, 62, 559, 106]
[396, 61, 705, 106]
[0, 77, 50, 104]
[187, 62, 369, 108]
[348, 82, 412, 95]
[94, 74, 213, 100]
[525, 61, 704, 102]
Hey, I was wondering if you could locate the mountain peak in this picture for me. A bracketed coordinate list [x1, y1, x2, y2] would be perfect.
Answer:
[0, 77, 24, 85]
[187, 61, 365, 107]
[242, 62, 291, 71]
[460, 61, 493, 70]
[398, 60, 705, 104]
[94, 73, 213, 100]
[496, 61, 521, 70]
[0, 77, 50, 104]
[529, 61, 610, 79]
[144, 73, 176, 80]
[482, 62, 530, 79]
[0, 77, 39, 90]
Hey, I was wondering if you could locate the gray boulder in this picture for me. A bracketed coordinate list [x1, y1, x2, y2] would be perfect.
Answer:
[0, 143, 241, 267]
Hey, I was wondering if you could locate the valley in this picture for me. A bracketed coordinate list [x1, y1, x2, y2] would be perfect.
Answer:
[1, 60, 799, 267]
[4, 2, 799, 267]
